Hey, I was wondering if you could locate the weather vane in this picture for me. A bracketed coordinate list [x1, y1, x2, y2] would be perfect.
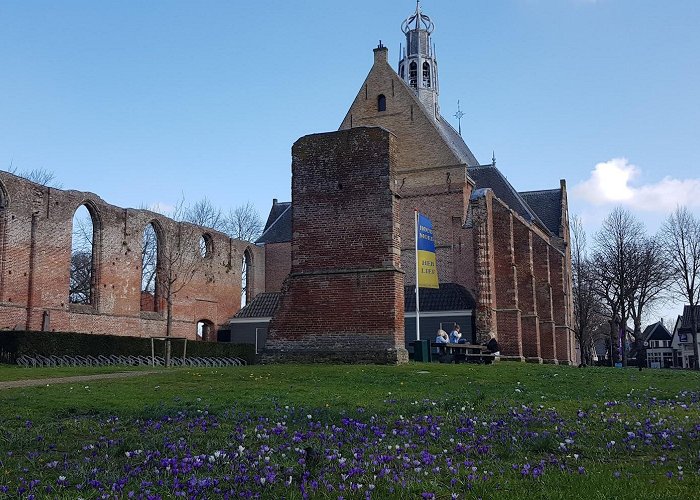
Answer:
[454, 100, 465, 136]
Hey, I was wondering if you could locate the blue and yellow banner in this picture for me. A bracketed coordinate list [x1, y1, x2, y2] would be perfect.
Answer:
[416, 213, 439, 289]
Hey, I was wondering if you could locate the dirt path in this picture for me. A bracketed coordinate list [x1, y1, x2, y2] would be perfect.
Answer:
[0, 370, 161, 390]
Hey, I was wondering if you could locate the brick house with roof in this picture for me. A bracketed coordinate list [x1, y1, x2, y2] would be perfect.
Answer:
[236, 4, 576, 364]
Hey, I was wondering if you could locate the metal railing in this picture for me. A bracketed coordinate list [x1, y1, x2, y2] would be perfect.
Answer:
[15, 354, 247, 368]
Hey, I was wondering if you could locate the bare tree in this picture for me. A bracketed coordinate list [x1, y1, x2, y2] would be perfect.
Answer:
[571, 216, 606, 365]
[184, 197, 224, 231]
[224, 201, 263, 242]
[593, 208, 646, 366]
[69, 251, 92, 304]
[7, 165, 62, 188]
[70, 206, 94, 304]
[627, 238, 670, 342]
[159, 199, 208, 366]
[659, 206, 700, 370]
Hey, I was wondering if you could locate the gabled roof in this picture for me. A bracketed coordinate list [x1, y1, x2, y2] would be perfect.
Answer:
[642, 321, 672, 341]
[468, 165, 544, 227]
[256, 202, 291, 245]
[404, 283, 476, 312]
[679, 305, 700, 332]
[232, 292, 281, 319]
[519, 188, 562, 236]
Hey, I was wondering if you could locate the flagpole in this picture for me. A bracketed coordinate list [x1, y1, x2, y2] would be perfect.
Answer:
[415, 209, 420, 341]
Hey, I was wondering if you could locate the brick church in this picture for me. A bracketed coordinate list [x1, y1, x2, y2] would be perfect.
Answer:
[234, 4, 577, 365]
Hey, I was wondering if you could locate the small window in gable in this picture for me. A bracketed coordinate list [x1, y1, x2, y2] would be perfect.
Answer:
[377, 94, 386, 112]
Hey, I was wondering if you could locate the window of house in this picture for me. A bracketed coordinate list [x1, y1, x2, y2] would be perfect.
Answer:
[377, 94, 386, 112]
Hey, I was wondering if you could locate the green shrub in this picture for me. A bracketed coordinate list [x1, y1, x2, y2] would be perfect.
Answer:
[0, 331, 255, 364]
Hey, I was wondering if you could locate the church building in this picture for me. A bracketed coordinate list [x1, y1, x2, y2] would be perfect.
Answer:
[233, 4, 577, 365]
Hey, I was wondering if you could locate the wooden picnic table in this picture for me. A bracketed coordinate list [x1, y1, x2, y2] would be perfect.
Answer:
[431, 342, 495, 363]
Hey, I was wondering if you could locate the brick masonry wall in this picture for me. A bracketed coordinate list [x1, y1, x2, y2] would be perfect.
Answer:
[264, 241, 291, 292]
[513, 220, 542, 362]
[263, 127, 407, 364]
[0, 171, 263, 340]
[491, 201, 524, 360]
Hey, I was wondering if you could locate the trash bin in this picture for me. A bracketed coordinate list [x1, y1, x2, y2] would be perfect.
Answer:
[411, 339, 431, 362]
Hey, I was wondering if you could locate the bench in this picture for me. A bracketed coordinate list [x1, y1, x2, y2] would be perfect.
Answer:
[431, 342, 497, 364]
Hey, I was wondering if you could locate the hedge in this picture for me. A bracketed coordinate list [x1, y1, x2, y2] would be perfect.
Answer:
[0, 331, 255, 365]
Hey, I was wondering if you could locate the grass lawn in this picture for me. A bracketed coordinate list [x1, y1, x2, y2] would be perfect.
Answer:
[0, 362, 698, 498]
[0, 365, 155, 382]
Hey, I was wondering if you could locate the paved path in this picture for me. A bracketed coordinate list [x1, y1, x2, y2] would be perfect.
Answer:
[0, 370, 161, 390]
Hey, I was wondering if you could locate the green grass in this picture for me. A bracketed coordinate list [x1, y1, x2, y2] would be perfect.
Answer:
[0, 362, 698, 498]
[0, 365, 154, 382]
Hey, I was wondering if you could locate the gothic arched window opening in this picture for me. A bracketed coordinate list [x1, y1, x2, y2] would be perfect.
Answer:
[242, 248, 253, 307]
[377, 94, 386, 112]
[70, 204, 96, 305]
[141, 222, 161, 312]
[409, 61, 417, 88]
[422, 62, 431, 88]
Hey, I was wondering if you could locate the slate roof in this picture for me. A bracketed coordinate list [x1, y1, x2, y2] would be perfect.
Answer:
[256, 202, 291, 245]
[434, 115, 479, 167]
[229, 283, 475, 320]
[679, 305, 700, 332]
[468, 165, 544, 227]
[232, 292, 281, 319]
[519, 189, 562, 236]
[404, 283, 476, 312]
[642, 321, 672, 341]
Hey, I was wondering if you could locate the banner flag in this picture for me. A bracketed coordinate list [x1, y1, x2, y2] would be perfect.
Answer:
[416, 212, 439, 289]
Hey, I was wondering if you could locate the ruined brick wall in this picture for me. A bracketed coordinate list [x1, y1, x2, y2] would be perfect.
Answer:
[264, 127, 407, 364]
[263, 241, 291, 292]
[0, 171, 263, 340]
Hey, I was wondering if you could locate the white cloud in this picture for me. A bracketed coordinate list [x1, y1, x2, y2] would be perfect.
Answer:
[573, 158, 700, 212]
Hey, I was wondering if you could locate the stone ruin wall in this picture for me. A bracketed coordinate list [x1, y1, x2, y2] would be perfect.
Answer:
[263, 127, 407, 364]
[0, 171, 264, 340]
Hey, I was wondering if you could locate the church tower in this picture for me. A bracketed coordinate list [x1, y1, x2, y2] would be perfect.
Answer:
[398, 1, 439, 116]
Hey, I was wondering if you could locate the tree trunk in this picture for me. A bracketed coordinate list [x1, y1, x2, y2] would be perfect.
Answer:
[692, 312, 700, 371]
[165, 292, 173, 368]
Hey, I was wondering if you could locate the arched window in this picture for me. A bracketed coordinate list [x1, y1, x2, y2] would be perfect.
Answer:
[70, 205, 96, 305]
[409, 61, 417, 88]
[377, 94, 386, 112]
[0, 181, 6, 209]
[399, 63, 405, 79]
[422, 62, 431, 88]
[199, 233, 213, 258]
[141, 222, 161, 312]
[197, 319, 215, 342]
[242, 248, 253, 307]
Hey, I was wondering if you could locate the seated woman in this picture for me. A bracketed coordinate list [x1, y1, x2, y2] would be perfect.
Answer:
[449, 324, 462, 344]
[435, 329, 449, 343]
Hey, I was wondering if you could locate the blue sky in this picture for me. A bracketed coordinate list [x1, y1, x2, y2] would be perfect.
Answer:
[2, 1, 699, 319]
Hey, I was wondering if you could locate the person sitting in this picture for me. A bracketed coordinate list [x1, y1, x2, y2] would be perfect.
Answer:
[435, 329, 449, 344]
[449, 324, 462, 344]
[483, 333, 500, 364]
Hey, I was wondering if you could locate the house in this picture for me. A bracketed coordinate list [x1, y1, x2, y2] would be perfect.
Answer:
[671, 305, 700, 369]
[642, 321, 673, 368]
